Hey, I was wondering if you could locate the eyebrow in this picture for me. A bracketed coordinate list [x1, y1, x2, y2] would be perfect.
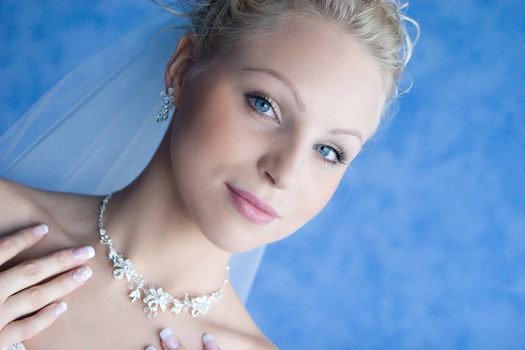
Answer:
[329, 128, 363, 145]
[241, 66, 363, 145]
[241, 66, 306, 112]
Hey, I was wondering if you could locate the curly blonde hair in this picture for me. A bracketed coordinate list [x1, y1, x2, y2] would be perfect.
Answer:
[154, 0, 419, 130]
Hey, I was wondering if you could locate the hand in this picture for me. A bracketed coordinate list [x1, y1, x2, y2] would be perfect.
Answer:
[0, 224, 96, 347]
[146, 328, 221, 350]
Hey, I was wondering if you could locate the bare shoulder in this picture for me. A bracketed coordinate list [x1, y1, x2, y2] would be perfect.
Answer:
[0, 177, 41, 234]
[0, 177, 100, 270]
[224, 316, 279, 350]
[218, 285, 279, 350]
[228, 313, 278, 350]
[244, 335, 279, 350]
[0, 177, 100, 238]
[0, 178, 58, 272]
[0, 177, 30, 204]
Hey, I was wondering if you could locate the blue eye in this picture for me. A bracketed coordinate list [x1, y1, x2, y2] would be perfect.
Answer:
[245, 91, 279, 121]
[314, 144, 348, 167]
[244, 90, 349, 168]
[254, 97, 271, 113]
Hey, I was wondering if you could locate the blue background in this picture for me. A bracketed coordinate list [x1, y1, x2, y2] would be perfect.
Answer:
[1, 1, 524, 349]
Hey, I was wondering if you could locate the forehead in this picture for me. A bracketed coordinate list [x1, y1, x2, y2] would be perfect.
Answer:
[220, 14, 386, 142]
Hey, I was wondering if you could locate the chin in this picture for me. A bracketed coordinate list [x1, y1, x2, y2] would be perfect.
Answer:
[201, 223, 266, 253]
[200, 213, 299, 253]
[184, 184, 271, 253]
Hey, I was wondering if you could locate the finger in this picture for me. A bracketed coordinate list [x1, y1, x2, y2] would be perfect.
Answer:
[0, 224, 49, 266]
[159, 328, 186, 350]
[1, 266, 92, 326]
[0, 245, 95, 302]
[202, 333, 221, 350]
[0, 301, 67, 347]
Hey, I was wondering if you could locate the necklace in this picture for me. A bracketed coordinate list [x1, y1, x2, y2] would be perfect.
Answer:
[97, 193, 230, 318]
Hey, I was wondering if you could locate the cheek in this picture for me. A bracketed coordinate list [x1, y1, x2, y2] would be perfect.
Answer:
[301, 181, 338, 219]
[264, 174, 342, 245]
[170, 94, 236, 171]
[167, 82, 273, 252]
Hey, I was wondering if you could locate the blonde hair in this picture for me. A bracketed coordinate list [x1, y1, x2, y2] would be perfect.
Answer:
[154, 0, 419, 132]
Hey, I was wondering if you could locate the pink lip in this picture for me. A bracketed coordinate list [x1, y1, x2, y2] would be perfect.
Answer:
[226, 183, 279, 225]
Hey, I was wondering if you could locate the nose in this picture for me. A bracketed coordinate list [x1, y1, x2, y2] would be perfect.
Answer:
[258, 134, 306, 189]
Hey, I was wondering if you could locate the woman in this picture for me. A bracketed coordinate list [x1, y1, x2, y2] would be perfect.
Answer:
[0, 0, 417, 349]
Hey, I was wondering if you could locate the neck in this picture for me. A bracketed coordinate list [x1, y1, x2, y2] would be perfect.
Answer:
[100, 130, 232, 296]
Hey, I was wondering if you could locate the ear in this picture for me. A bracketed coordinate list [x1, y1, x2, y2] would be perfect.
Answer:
[164, 33, 197, 107]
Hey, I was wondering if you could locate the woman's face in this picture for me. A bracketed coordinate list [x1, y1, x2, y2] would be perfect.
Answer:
[167, 15, 385, 253]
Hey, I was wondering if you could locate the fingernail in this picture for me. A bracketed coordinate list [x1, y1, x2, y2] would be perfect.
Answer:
[145, 346, 157, 350]
[160, 328, 179, 349]
[202, 333, 219, 350]
[32, 224, 49, 236]
[72, 246, 95, 261]
[53, 301, 67, 316]
[73, 266, 93, 283]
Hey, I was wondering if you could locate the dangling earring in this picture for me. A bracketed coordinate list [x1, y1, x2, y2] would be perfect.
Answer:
[156, 86, 175, 123]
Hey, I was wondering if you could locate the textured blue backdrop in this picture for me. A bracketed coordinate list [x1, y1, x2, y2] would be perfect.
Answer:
[1, 1, 524, 349]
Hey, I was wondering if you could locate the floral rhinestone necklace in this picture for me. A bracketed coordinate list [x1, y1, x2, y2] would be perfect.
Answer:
[97, 193, 230, 318]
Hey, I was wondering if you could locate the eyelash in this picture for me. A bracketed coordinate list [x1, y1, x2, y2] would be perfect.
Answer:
[244, 90, 349, 167]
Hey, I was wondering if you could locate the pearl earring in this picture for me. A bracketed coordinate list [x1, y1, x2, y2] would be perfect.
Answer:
[156, 87, 175, 123]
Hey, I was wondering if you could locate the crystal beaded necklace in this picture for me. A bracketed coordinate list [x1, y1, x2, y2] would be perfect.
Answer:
[97, 193, 230, 318]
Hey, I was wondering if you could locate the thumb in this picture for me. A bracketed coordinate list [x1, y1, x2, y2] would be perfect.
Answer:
[159, 328, 187, 350]
[202, 333, 221, 350]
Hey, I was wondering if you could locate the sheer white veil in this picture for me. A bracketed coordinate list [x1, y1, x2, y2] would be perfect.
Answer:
[0, 9, 265, 304]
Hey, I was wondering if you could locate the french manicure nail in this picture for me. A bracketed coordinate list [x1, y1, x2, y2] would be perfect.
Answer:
[73, 266, 93, 283]
[202, 333, 214, 344]
[72, 246, 95, 261]
[160, 328, 179, 349]
[53, 301, 67, 316]
[32, 224, 49, 236]
[202, 333, 219, 350]
[145, 346, 157, 350]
